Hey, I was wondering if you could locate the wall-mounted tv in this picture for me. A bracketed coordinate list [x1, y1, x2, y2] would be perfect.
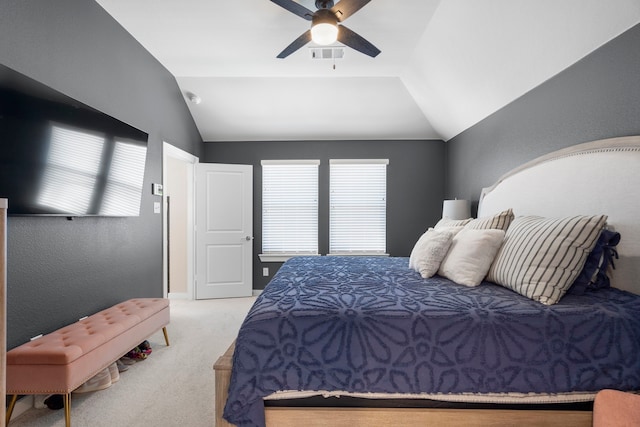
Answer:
[0, 64, 149, 216]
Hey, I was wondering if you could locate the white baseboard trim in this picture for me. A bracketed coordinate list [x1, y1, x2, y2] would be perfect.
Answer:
[252, 290, 263, 297]
[168, 292, 191, 300]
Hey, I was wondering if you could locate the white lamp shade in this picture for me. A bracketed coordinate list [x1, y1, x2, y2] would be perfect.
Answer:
[311, 23, 338, 45]
[442, 199, 471, 220]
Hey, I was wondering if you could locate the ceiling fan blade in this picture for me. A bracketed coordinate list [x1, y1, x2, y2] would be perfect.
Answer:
[337, 25, 380, 57]
[331, 0, 371, 21]
[277, 30, 312, 58]
[270, 0, 314, 21]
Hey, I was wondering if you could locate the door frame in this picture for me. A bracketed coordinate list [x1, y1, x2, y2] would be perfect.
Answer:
[162, 142, 198, 300]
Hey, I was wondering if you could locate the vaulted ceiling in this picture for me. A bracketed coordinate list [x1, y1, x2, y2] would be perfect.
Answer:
[96, 0, 640, 142]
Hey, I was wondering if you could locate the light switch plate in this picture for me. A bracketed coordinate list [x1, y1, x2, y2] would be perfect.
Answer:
[152, 183, 163, 196]
[153, 202, 161, 214]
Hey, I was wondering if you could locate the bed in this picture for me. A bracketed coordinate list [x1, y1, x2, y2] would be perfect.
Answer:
[215, 135, 640, 427]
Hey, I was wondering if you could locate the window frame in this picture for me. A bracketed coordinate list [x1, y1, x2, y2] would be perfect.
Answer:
[329, 158, 389, 256]
[259, 159, 320, 263]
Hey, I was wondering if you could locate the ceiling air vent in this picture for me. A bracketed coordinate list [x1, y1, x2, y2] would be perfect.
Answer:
[309, 47, 345, 60]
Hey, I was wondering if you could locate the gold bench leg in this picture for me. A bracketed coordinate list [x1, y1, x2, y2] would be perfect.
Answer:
[6, 394, 18, 425]
[64, 393, 71, 427]
[162, 326, 170, 346]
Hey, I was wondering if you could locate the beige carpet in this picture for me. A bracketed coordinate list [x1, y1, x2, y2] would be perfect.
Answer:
[9, 297, 256, 427]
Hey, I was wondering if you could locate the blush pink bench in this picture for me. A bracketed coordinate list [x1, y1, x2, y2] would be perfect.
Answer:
[5, 298, 170, 426]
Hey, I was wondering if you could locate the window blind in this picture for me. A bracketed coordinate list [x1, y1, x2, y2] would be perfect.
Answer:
[330, 159, 388, 254]
[262, 160, 319, 254]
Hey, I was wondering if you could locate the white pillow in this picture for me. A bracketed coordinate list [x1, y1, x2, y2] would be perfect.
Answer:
[487, 215, 607, 305]
[438, 229, 505, 287]
[409, 228, 455, 278]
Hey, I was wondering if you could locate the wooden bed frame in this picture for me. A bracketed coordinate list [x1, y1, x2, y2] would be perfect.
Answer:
[214, 136, 640, 427]
[214, 341, 591, 427]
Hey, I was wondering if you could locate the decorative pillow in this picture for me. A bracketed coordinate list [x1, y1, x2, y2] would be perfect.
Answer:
[434, 217, 472, 229]
[438, 228, 505, 287]
[486, 215, 608, 305]
[566, 228, 621, 295]
[409, 228, 455, 278]
[464, 208, 514, 231]
[409, 228, 435, 269]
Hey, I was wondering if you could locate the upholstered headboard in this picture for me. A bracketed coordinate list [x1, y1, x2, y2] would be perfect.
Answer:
[478, 136, 640, 295]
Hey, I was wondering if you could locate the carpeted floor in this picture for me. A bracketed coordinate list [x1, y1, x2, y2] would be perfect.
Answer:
[8, 297, 256, 427]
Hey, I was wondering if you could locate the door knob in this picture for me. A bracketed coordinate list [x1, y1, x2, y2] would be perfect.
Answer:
[244, 236, 254, 241]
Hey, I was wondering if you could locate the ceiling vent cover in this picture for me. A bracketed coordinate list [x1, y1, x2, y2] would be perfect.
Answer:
[309, 47, 345, 60]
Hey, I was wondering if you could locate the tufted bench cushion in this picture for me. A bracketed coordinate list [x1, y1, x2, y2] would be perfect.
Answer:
[6, 298, 169, 396]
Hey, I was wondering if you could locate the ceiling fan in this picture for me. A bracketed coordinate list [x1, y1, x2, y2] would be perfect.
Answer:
[271, 0, 381, 59]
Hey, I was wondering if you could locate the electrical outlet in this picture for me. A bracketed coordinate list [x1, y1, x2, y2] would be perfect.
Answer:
[262, 267, 269, 277]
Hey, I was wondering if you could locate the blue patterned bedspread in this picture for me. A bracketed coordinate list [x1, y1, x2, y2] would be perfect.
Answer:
[224, 256, 640, 426]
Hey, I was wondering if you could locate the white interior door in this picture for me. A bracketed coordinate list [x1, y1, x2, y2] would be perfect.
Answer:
[196, 163, 253, 299]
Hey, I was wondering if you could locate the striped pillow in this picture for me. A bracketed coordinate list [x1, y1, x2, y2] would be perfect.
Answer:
[464, 208, 514, 231]
[486, 214, 607, 305]
[434, 217, 472, 228]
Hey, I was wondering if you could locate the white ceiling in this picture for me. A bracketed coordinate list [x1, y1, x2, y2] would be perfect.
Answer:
[96, 0, 640, 142]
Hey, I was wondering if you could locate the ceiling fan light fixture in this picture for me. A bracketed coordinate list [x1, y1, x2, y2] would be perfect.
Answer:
[311, 10, 338, 45]
[311, 23, 338, 45]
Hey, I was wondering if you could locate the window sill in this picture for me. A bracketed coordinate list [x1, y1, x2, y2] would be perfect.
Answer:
[259, 253, 321, 263]
[328, 253, 390, 257]
[259, 253, 389, 262]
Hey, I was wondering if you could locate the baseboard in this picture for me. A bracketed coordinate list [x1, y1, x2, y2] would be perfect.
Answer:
[170, 291, 258, 299]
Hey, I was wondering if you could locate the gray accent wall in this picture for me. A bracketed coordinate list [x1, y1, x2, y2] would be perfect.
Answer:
[0, 1, 202, 348]
[446, 23, 640, 210]
[205, 140, 445, 289]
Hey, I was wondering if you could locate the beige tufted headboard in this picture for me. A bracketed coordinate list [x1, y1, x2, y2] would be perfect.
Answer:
[478, 136, 640, 295]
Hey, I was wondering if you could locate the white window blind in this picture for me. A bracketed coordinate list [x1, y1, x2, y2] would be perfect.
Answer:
[330, 159, 388, 254]
[262, 160, 319, 256]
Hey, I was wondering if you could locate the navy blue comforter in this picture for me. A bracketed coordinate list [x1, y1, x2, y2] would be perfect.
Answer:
[224, 256, 640, 426]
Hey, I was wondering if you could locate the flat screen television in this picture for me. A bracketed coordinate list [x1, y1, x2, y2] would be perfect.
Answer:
[0, 64, 149, 216]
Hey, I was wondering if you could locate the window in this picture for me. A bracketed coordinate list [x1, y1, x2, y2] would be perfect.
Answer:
[330, 159, 388, 254]
[261, 160, 319, 261]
